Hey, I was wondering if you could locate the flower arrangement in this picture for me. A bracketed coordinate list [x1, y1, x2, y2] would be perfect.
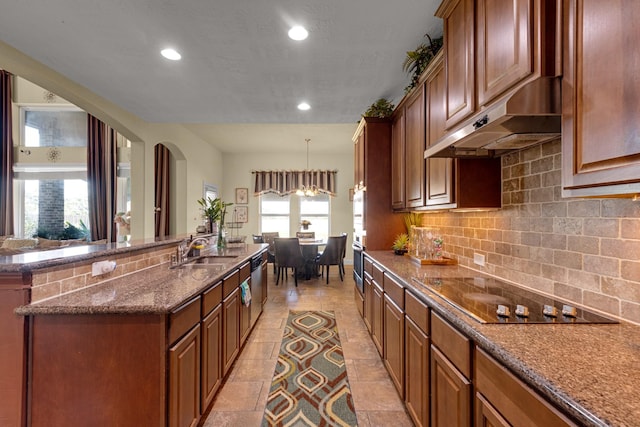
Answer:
[300, 220, 312, 230]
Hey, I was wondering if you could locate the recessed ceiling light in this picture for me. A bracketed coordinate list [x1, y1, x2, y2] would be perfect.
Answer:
[288, 26, 309, 41]
[297, 102, 311, 111]
[161, 48, 181, 61]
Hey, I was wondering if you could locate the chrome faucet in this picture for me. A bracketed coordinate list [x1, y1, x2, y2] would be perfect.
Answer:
[178, 236, 210, 262]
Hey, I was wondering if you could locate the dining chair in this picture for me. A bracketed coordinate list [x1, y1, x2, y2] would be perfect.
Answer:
[262, 232, 279, 274]
[339, 233, 348, 277]
[252, 234, 264, 243]
[315, 236, 347, 284]
[274, 238, 306, 287]
[296, 231, 315, 239]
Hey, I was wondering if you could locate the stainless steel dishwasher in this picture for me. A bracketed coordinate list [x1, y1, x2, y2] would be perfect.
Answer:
[250, 254, 264, 327]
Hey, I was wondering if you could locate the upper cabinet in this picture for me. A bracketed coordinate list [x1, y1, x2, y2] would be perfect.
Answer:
[561, 0, 640, 197]
[438, 0, 475, 129]
[354, 127, 366, 191]
[391, 109, 406, 210]
[435, 0, 560, 130]
[405, 86, 427, 208]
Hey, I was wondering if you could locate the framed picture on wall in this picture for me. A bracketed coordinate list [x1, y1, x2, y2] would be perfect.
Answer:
[235, 206, 248, 223]
[235, 187, 248, 204]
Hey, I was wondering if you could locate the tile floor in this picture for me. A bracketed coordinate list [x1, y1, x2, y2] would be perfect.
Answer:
[202, 265, 415, 427]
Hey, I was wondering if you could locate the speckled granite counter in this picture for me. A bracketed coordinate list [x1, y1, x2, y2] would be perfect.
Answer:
[15, 244, 266, 315]
[366, 250, 640, 427]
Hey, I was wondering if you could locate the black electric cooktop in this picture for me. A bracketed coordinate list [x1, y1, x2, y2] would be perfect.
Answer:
[411, 276, 617, 324]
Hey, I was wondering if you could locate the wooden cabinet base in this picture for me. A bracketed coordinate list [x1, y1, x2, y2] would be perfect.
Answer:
[29, 314, 166, 427]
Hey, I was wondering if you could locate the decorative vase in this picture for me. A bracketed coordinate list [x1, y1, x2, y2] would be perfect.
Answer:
[217, 222, 226, 248]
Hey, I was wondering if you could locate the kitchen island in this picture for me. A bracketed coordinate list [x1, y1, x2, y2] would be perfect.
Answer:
[1, 236, 267, 427]
[360, 250, 640, 427]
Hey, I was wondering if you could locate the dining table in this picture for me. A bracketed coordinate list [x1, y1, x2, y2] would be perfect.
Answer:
[297, 238, 327, 279]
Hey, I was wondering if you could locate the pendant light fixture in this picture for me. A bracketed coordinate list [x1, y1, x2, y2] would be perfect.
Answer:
[296, 138, 319, 197]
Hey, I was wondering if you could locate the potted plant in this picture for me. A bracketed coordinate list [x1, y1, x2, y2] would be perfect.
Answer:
[392, 233, 410, 255]
[300, 220, 312, 230]
[197, 197, 233, 247]
[362, 98, 395, 118]
[403, 33, 443, 93]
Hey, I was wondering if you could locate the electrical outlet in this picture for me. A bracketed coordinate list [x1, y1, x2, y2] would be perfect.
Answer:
[474, 253, 485, 266]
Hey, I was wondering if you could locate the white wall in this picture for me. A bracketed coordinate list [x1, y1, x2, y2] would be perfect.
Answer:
[222, 151, 354, 262]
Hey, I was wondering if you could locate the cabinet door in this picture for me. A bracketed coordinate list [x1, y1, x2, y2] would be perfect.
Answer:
[363, 273, 374, 333]
[405, 85, 426, 207]
[201, 305, 222, 410]
[475, 393, 510, 427]
[425, 54, 453, 206]
[405, 317, 429, 427]
[431, 345, 471, 427]
[439, 0, 475, 128]
[562, 0, 640, 196]
[354, 127, 366, 189]
[476, 0, 533, 106]
[371, 281, 384, 356]
[169, 324, 201, 427]
[222, 288, 240, 376]
[391, 108, 406, 210]
[240, 284, 251, 346]
[383, 295, 404, 397]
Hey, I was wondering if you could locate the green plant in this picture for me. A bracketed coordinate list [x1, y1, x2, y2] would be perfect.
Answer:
[403, 212, 423, 233]
[403, 33, 443, 93]
[197, 197, 233, 225]
[363, 98, 395, 118]
[392, 233, 410, 251]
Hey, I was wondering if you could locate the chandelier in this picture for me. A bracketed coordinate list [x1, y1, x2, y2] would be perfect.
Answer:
[296, 138, 319, 197]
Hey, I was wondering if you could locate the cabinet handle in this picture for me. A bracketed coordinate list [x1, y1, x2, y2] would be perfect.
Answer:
[473, 115, 489, 129]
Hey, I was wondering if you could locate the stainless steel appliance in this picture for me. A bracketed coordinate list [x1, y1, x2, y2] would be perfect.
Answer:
[352, 241, 364, 294]
[250, 254, 264, 327]
[412, 276, 617, 324]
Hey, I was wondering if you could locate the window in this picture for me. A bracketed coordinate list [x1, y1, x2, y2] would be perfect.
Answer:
[259, 193, 331, 239]
[300, 194, 330, 241]
[260, 193, 290, 236]
[22, 108, 87, 147]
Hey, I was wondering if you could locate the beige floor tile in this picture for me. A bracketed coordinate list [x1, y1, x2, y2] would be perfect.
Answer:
[203, 265, 413, 426]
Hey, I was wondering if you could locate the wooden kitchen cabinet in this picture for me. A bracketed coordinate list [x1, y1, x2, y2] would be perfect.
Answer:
[222, 287, 240, 376]
[425, 52, 454, 207]
[383, 295, 404, 397]
[169, 324, 201, 427]
[363, 271, 374, 333]
[562, 0, 640, 197]
[354, 125, 366, 190]
[430, 312, 472, 427]
[371, 277, 384, 356]
[404, 291, 430, 427]
[437, 0, 475, 129]
[437, 0, 560, 130]
[405, 84, 426, 208]
[391, 108, 406, 209]
[475, 347, 577, 426]
[201, 281, 223, 411]
[239, 262, 251, 347]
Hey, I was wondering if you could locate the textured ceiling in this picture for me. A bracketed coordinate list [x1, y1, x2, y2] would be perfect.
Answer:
[0, 0, 442, 152]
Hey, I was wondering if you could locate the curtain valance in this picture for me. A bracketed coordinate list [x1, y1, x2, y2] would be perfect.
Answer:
[253, 170, 338, 196]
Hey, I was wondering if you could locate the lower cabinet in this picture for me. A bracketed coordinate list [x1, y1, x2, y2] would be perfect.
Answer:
[222, 287, 240, 376]
[474, 347, 577, 427]
[371, 280, 384, 356]
[201, 304, 222, 410]
[430, 345, 471, 427]
[169, 324, 201, 427]
[240, 287, 251, 346]
[404, 291, 430, 427]
[383, 294, 404, 396]
[363, 272, 374, 332]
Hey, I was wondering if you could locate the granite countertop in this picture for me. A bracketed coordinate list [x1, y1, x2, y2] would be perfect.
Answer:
[366, 250, 640, 427]
[0, 233, 206, 273]
[16, 244, 266, 316]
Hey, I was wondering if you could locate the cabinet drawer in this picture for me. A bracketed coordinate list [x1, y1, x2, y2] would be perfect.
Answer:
[202, 281, 222, 316]
[169, 296, 201, 344]
[383, 273, 404, 309]
[372, 263, 384, 285]
[431, 311, 470, 378]
[364, 256, 374, 274]
[475, 347, 577, 426]
[405, 291, 429, 334]
[222, 270, 239, 299]
[239, 262, 250, 282]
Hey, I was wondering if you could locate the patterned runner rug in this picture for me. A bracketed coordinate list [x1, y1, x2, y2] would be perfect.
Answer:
[262, 310, 357, 426]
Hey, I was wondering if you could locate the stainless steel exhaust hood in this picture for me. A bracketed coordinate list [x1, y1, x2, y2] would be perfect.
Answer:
[424, 77, 562, 158]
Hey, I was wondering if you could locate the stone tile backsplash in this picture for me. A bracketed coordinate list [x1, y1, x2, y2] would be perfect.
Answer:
[30, 246, 175, 303]
[420, 138, 640, 325]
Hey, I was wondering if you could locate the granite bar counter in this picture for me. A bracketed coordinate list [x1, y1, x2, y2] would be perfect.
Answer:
[366, 250, 640, 427]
